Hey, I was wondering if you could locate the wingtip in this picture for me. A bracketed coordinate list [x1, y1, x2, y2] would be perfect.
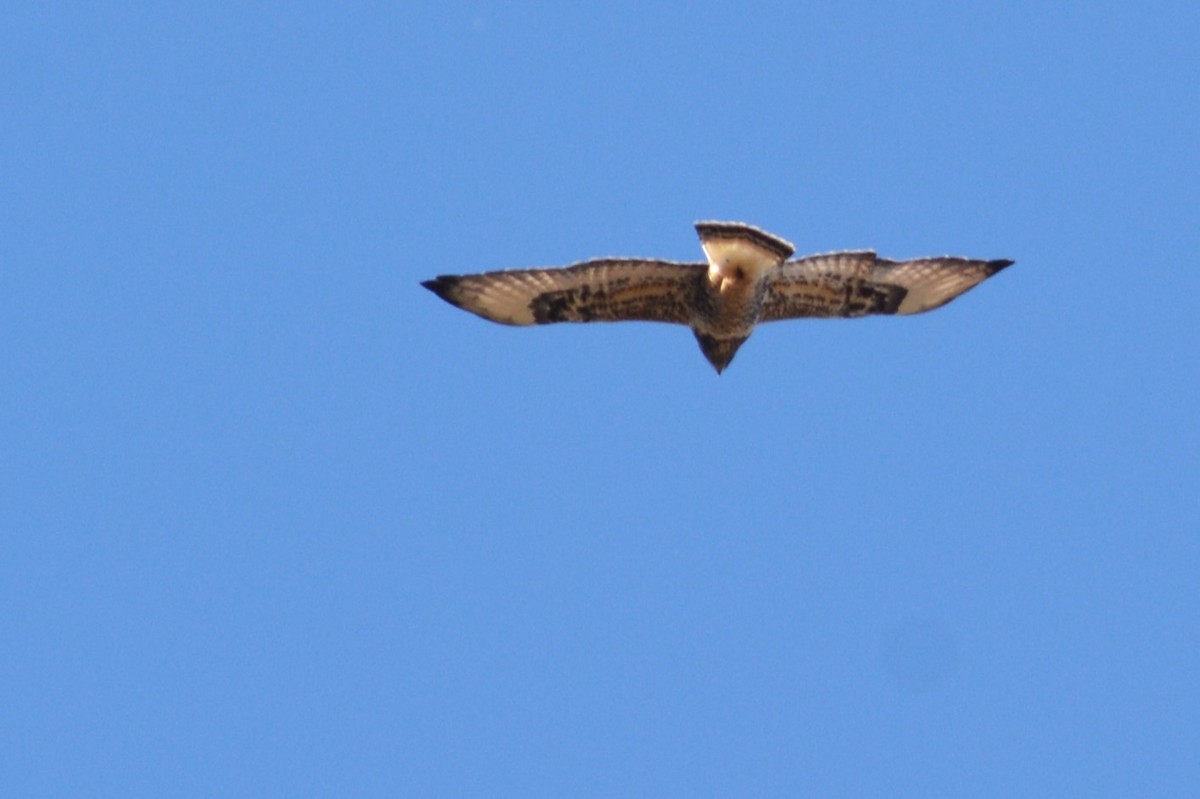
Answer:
[421, 275, 460, 301]
[988, 259, 1015, 274]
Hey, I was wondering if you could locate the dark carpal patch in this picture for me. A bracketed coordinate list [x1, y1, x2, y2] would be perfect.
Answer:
[850, 282, 909, 316]
[530, 290, 581, 323]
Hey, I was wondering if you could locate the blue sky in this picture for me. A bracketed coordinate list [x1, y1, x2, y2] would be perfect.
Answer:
[3, 2, 1198, 795]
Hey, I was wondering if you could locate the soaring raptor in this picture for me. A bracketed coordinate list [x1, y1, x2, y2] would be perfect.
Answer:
[422, 222, 1012, 373]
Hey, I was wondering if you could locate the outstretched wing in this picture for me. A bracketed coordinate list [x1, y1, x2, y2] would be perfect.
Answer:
[760, 252, 1013, 321]
[422, 259, 706, 326]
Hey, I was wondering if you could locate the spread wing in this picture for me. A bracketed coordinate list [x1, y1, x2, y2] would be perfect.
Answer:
[760, 252, 1013, 321]
[422, 259, 706, 326]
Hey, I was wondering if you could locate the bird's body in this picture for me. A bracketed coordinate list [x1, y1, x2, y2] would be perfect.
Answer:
[422, 222, 1012, 373]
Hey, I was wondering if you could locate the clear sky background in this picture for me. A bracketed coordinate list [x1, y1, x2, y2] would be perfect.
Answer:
[4, 3, 1198, 796]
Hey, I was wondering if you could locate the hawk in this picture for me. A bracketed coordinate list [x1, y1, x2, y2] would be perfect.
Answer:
[422, 222, 1012, 374]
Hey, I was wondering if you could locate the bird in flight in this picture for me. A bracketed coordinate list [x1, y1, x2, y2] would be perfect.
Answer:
[422, 222, 1012, 374]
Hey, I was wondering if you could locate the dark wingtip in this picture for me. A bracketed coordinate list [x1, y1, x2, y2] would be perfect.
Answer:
[987, 259, 1015, 275]
[421, 275, 460, 302]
